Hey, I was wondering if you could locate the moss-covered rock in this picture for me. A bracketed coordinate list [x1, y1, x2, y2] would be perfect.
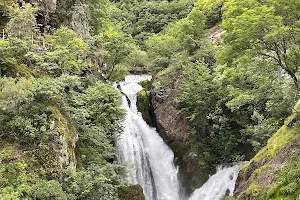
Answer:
[49, 106, 78, 168]
[138, 80, 150, 90]
[233, 103, 300, 200]
[118, 185, 145, 200]
[137, 79, 154, 125]
[137, 88, 151, 125]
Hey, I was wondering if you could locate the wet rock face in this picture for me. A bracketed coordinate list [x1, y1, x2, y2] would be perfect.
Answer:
[151, 78, 189, 142]
[154, 100, 189, 141]
[137, 89, 153, 126]
[118, 185, 145, 200]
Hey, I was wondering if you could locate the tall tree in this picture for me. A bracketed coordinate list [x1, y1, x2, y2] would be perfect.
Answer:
[219, 0, 300, 93]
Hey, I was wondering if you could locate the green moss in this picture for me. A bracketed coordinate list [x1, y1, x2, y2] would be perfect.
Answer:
[240, 147, 266, 171]
[225, 197, 235, 200]
[49, 106, 77, 165]
[244, 183, 262, 197]
[251, 164, 270, 180]
[137, 79, 153, 124]
[0, 145, 41, 189]
[261, 157, 300, 200]
[137, 89, 151, 124]
[118, 185, 145, 200]
[138, 80, 150, 90]
[241, 113, 299, 172]
[137, 89, 147, 98]
[266, 124, 298, 158]
[156, 65, 176, 78]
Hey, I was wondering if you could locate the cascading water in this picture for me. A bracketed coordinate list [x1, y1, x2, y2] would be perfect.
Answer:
[188, 165, 240, 200]
[116, 74, 241, 200]
[116, 75, 181, 200]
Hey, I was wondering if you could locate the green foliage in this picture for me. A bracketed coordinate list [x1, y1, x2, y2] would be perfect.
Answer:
[62, 167, 94, 199]
[170, 0, 299, 169]
[0, 146, 33, 200]
[237, 106, 300, 199]
[111, 0, 196, 46]
[63, 166, 120, 200]
[92, 24, 131, 81]
[6, 4, 39, 39]
[0, 0, 14, 14]
[177, 63, 217, 128]
[144, 0, 296, 170]
[0, 77, 35, 112]
[125, 49, 148, 69]
[146, 34, 180, 73]
[146, 5, 209, 73]
[32, 180, 67, 200]
[53, 0, 110, 34]
[0, 76, 124, 199]
[0, 38, 32, 77]
[0, 1, 133, 200]
[194, 0, 224, 27]
[44, 26, 89, 75]
[219, 0, 300, 92]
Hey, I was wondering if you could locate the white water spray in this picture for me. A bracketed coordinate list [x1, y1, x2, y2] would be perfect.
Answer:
[116, 75, 180, 200]
[188, 165, 240, 200]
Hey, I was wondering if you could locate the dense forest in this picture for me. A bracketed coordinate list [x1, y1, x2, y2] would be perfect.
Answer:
[0, 0, 299, 199]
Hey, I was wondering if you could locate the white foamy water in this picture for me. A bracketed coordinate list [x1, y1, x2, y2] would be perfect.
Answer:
[188, 165, 240, 200]
[116, 74, 180, 200]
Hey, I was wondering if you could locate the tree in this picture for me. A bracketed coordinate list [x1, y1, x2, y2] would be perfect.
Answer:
[0, 38, 31, 77]
[215, 53, 296, 151]
[176, 63, 217, 132]
[194, 0, 224, 27]
[111, 0, 195, 46]
[145, 5, 207, 72]
[53, 0, 110, 34]
[93, 23, 132, 81]
[43, 26, 89, 75]
[0, 4, 39, 77]
[219, 0, 300, 93]
[32, 180, 67, 200]
[6, 4, 39, 39]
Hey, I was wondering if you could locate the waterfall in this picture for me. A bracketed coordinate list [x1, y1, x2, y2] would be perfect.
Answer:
[188, 165, 240, 200]
[116, 74, 240, 200]
[116, 74, 181, 200]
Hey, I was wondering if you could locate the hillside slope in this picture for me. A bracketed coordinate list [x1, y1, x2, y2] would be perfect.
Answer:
[232, 103, 300, 200]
